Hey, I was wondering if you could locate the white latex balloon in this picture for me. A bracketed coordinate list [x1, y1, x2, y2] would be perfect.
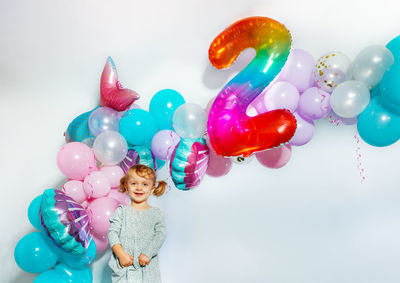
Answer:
[172, 103, 207, 139]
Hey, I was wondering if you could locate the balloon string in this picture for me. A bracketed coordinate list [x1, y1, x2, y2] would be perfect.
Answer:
[318, 89, 330, 110]
[328, 114, 342, 126]
[354, 133, 366, 184]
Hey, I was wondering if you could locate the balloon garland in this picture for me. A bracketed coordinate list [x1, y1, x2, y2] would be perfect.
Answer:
[14, 16, 400, 282]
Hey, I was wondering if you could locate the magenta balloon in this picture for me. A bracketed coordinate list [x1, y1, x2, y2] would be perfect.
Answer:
[100, 166, 124, 188]
[264, 81, 299, 113]
[206, 147, 233, 177]
[290, 112, 315, 146]
[151, 130, 181, 161]
[57, 142, 96, 180]
[108, 189, 130, 206]
[92, 233, 108, 253]
[279, 49, 315, 92]
[298, 87, 331, 120]
[62, 180, 87, 203]
[255, 144, 292, 168]
[83, 171, 111, 199]
[88, 197, 119, 235]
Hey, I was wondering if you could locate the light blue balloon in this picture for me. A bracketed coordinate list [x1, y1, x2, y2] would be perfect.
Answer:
[28, 195, 42, 230]
[120, 109, 158, 146]
[357, 96, 400, 147]
[14, 232, 58, 273]
[54, 263, 93, 283]
[149, 89, 185, 130]
[34, 270, 65, 283]
[380, 63, 400, 112]
[386, 35, 400, 62]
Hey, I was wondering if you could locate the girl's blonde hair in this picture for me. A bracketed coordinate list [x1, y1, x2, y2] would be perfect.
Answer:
[119, 164, 166, 197]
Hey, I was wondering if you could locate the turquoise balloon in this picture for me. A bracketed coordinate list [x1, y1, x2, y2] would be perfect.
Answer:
[54, 263, 93, 283]
[120, 109, 158, 146]
[155, 157, 166, 169]
[34, 270, 65, 283]
[380, 63, 400, 113]
[357, 96, 400, 147]
[28, 195, 42, 230]
[14, 232, 58, 273]
[149, 89, 185, 130]
[386, 35, 400, 62]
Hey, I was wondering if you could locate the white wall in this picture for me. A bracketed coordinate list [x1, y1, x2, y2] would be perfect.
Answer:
[1, 0, 400, 282]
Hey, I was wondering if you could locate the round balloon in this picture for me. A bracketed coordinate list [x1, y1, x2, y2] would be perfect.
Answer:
[380, 63, 400, 113]
[290, 112, 315, 146]
[262, 81, 300, 113]
[298, 87, 331, 120]
[63, 180, 87, 203]
[34, 270, 65, 283]
[93, 131, 128, 165]
[173, 103, 207, 139]
[100, 166, 125, 188]
[53, 263, 93, 283]
[149, 89, 186, 130]
[40, 189, 91, 255]
[119, 109, 158, 146]
[83, 171, 111, 199]
[255, 144, 292, 168]
[88, 106, 120, 137]
[88, 197, 119, 235]
[151, 130, 181, 161]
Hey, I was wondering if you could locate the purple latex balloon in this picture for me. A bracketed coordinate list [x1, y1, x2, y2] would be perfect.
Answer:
[298, 87, 331, 120]
[151, 130, 181, 161]
[263, 81, 300, 113]
[279, 49, 315, 92]
[290, 112, 315, 146]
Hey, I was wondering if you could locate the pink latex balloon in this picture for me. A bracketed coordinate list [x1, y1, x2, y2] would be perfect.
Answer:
[279, 49, 315, 92]
[62, 180, 87, 203]
[206, 148, 233, 177]
[83, 171, 111, 199]
[100, 57, 140, 111]
[100, 166, 124, 188]
[57, 142, 96, 180]
[108, 189, 130, 206]
[255, 144, 292, 168]
[88, 197, 119, 235]
[92, 233, 109, 253]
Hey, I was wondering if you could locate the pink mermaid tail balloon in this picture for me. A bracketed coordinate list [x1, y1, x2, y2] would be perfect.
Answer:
[100, 57, 140, 111]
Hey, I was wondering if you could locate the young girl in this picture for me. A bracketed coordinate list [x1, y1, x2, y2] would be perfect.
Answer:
[108, 164, 167, 283]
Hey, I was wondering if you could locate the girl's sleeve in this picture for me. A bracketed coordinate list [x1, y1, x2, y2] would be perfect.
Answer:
[107, 206, 123, 248]
[142, 209, 167, 259]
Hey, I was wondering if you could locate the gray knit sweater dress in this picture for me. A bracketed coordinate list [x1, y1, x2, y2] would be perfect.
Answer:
[108, 205, 167, 283]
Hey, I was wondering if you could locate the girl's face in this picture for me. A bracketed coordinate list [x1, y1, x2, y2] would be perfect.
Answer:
[126, 171, 155, 205]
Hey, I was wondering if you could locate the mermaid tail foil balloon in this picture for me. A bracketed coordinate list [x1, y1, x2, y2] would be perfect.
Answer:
[207, 17, 297, 157]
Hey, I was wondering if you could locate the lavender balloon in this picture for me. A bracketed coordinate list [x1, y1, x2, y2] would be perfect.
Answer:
[298, 87, 331, 120]
[290, 112, 315, 146]
[263, 81, 300, 113]
[88, 107, 120, 137]
[151, 130, 181, 161]
[279, 49, 315, 92]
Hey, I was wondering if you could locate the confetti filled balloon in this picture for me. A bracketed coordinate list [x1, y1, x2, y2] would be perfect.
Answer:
[207, 16, 296, 157]
[40, 189, 91, 255]
[170, 138, 209, 190]
[314, 51, 351, 92]
[100, 57, 140, 111]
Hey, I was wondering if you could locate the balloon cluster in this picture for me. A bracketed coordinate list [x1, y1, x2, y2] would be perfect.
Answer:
[15, 16, 400, 281]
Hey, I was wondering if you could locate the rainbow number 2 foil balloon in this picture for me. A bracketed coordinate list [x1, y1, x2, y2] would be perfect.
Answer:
[207, 17, 297, 157]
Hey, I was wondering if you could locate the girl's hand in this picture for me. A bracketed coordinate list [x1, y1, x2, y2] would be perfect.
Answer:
[118, 252, 134, 268]
[139, 254, 150, 266]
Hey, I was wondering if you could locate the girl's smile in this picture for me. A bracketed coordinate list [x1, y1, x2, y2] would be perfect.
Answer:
[126, 171, 155, 207]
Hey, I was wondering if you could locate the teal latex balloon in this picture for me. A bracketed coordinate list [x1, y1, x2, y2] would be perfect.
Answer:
[380, 63, 400, 112]
[14, 232, 58, 273]
[34, 270, 65, 283]
[28, 194, 42, 230]
[386, 35, 400, 62]
[119, 109, 158, 146]
[357, 96, 400, 147]
[149, 89, 185, 130]
[54, 263, 93, 283]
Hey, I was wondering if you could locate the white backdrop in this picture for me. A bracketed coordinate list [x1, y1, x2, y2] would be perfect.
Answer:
[1, 0, 400, 282]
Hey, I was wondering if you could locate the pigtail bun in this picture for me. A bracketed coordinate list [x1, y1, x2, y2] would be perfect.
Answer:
[153, 181, 167, 197]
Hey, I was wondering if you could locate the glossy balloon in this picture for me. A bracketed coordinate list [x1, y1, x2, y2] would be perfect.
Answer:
[386, 35, 400, 62]
[170, 138, 209, 190]
[290, 112, 315, 146]
[53, 263, 93, 283]
[380, 63, 400, 113]
[28, 195, 43, 230]
[100, 166, 125, 188]
[34, 270, 65, 283]
[149, 89, 186, 130]
[100, 57, 140, 111]
[88, 106, 120, 137]
[91, 233, 109, 254]
[357, 96, 400, 147]
[57, 142, 96, 180]
[88, 197, 119, 235]
[351, 45, 394, 88]
[93, 131, 128, 165]
[40, 189, 91, 255]
[151, 130, 181, 161]
[298, 87, 331, 120]
[262, 81, 300, 113]
[255, 144, 292, 168]
[83, 171, 111, 198]
[14, 232, 58, 273]
[120, 146, 157, 174]
[207, 17, 296, 157]
[63, 180, 87, 203]
[119, 109, 158, 146]
[330, 80, 370, 118]
[173, 103, 207, 139]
